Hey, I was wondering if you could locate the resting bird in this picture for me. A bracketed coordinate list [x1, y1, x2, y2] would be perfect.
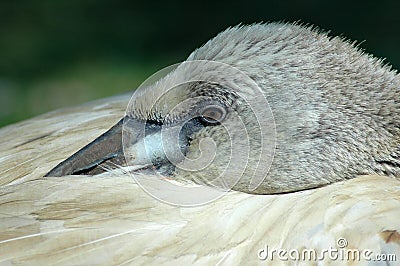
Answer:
[1, 22, 399, 264]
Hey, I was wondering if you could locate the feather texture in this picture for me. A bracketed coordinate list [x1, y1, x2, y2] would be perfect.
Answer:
[0, 94, 399, 265]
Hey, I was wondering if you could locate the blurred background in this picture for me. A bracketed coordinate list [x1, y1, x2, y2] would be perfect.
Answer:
[1, 0, 399, 128]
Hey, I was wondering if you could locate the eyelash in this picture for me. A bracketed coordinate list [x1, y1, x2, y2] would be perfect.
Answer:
[199, 116, 221, 126]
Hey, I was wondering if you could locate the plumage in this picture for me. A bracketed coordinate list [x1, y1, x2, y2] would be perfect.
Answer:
[47, 22, 400, 194]
[1, 22, 400, 264]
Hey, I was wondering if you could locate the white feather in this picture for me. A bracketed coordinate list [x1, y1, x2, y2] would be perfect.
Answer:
[0, 93, 399, 265]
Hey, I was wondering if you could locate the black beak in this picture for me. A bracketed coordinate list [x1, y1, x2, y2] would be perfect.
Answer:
[45, 118, 126, 176]
[45, 113, 199, 177]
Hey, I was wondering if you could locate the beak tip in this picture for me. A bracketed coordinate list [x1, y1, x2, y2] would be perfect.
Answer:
[45, 118, 125, 177]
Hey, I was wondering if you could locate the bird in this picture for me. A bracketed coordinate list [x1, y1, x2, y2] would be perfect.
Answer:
[46, 22, 400, 195]
[0, 22, 399, 265]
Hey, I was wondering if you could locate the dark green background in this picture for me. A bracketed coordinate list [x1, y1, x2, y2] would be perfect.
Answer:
[1, 0, 399, 128]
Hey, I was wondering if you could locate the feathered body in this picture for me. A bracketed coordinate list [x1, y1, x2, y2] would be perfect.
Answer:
[0, 23, 400, 264]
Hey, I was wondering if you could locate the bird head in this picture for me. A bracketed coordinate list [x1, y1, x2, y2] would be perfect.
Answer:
[46, 23, 400, 195]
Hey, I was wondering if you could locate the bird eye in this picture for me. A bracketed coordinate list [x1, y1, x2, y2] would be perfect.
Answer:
[200, 105, 227, 125]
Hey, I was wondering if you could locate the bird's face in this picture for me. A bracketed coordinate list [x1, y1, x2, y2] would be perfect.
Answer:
[46, 60, 277, 194]
[46, 23, 400, 195]
[121, 61, 276, 194]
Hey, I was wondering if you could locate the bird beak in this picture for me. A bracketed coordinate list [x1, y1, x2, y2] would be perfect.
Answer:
[45, 118, 126, 177]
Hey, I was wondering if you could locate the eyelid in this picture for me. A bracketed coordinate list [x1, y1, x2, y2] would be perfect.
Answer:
[200, 104, 227, 124]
